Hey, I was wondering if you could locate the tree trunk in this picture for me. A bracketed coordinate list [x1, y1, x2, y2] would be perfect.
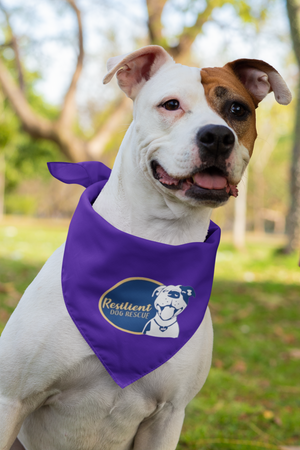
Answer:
[253, 167, 265, 233]
[0, 151, 5, 219]
[285, 0, 300, 252]
[285, 76, 300, 252]
[233, 168, 248, 249]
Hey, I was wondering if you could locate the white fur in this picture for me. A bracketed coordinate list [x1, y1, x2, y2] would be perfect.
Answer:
[0, 46, 289, 450]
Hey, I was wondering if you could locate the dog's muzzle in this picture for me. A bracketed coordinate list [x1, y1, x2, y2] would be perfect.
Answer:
[196, 124, 235, 159]
[151, 124, 239, 204]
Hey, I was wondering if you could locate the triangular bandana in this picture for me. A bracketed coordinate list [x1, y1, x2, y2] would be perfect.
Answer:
[48, 161, 221, 388]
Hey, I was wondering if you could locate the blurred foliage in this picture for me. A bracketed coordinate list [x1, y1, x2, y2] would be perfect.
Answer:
[0, 38, 64, 215]
[0, 0, 295, 224]
[5, 138, 61, 192]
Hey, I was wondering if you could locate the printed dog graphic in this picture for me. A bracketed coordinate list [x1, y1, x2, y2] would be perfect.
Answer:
[143, 285, 195, 338]
[0, 45, 291, 450]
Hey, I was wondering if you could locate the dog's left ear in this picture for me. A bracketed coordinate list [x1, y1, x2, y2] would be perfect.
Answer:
[103, 45, 174, 99]
[224, 59, 292, 107]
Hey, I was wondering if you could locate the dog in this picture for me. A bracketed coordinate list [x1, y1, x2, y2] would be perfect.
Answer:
[0, 45, 291, 450]
[143, 285, 195, 338]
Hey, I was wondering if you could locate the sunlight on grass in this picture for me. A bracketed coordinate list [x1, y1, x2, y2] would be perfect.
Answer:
[215, 236, 299, 285]
[0, 217, 68, 264]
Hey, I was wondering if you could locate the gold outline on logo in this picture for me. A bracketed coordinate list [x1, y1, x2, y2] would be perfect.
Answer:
[99, 277, 163, 334]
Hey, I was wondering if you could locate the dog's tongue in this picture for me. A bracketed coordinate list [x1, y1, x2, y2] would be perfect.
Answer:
[156, 164, 238, 197]
[160, 306, 176, 320]
[193, 172, 227, 190]
[156, 166, 226, 189]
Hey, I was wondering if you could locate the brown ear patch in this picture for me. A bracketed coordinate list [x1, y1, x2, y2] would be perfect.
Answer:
[201, 66, 258, 156]
[225, 59, 292, 106]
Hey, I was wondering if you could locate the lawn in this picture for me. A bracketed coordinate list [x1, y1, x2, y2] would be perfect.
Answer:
[0, 217, 299, 450]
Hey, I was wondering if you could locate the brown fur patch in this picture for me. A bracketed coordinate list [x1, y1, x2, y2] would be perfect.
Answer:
[201, 66, 258, 156]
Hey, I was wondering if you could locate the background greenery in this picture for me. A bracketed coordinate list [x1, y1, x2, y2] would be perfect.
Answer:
[0, 218, 299, 450]
[0, 0, 296, 232]
[0, 2, 299, 448]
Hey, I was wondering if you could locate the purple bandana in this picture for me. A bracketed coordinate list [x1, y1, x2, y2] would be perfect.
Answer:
[48, 161, 220, 388]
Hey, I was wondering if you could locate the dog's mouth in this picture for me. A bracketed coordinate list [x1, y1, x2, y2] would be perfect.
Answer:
[158, 305, 177, 321]
[151, 161, 238, 202]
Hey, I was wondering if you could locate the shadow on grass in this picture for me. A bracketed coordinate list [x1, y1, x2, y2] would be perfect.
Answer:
[178, 280, 300, 450]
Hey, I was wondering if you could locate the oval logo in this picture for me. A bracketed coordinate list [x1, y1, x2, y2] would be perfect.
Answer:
[99, 278, 162, 334]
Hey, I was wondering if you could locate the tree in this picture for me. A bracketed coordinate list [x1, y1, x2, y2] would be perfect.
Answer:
[233, 168, 248, 249]
[0, 0, 269, 163]
[1, 0, 288, 239]
[0, 0, 109, 162]
[285, 0, 300, 252]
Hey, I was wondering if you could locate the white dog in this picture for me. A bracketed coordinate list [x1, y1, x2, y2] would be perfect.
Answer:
[0, 45, 291, 450]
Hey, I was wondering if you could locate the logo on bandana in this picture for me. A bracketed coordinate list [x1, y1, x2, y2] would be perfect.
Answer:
[99, 278, 195, 338]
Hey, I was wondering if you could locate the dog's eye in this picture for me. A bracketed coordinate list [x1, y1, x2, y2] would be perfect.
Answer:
[162, 99, 180, 111]
[230, 102, 247, 117]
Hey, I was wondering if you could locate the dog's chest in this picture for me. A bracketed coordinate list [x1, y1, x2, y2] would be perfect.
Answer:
[19, 353, 189, 450]
[19, 308, 213, 450]
[20, 356, 154, 449]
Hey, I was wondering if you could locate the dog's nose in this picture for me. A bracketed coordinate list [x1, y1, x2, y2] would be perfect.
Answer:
[197, 125, 235, 157]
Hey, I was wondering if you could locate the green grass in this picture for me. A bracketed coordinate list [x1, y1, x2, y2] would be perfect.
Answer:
[0, 217, 68, 326]
[0, 218, 299, 450]
[179, 237, 300, 450]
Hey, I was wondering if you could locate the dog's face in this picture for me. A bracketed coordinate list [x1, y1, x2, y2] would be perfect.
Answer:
[104, 46, 291, 208]
[153, 285, 195, 321]
[133, 63, 254, 207]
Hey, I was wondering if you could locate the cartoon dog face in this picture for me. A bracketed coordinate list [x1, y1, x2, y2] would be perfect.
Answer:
[142, 285, 196, 338]
[152, 285, 196, 321]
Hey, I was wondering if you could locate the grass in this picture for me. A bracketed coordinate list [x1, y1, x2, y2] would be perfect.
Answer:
[0, 217, 299, 450]
[0, 216, 68, 326]
[179, 237, 300, 450]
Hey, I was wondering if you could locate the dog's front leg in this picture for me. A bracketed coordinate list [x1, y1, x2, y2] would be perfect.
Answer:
[133, 405, 185, 450]
[0, 396, 27, 450]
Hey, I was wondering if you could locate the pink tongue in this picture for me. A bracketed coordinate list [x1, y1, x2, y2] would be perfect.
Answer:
[193, 172, 227, 190]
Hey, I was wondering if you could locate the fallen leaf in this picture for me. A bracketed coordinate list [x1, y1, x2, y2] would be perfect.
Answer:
[259, 379, 270, 388]
[273, 326, 296, 344]
[288, 349, 300, 359]
[274, 416, 282, 426]
[284, 334, 296, 344]
[214, 359, 223, 369]
[212, 400, 225, 412]
[0, 309, 10, 323]
[280, 447, 300, 450]
[273, 325, 284, 336]
[263, 410, 274, 420]
[231, 360, 247, 373]
[0, 282, 21, 307]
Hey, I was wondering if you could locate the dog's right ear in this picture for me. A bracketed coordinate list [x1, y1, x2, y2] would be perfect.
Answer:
[103, 45, 174, 99]
[152, 285, 165, 298]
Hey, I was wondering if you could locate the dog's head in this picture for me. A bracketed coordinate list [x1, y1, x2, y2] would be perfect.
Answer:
[152, 285, 195, 321]
[104, 46, 291, 208]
